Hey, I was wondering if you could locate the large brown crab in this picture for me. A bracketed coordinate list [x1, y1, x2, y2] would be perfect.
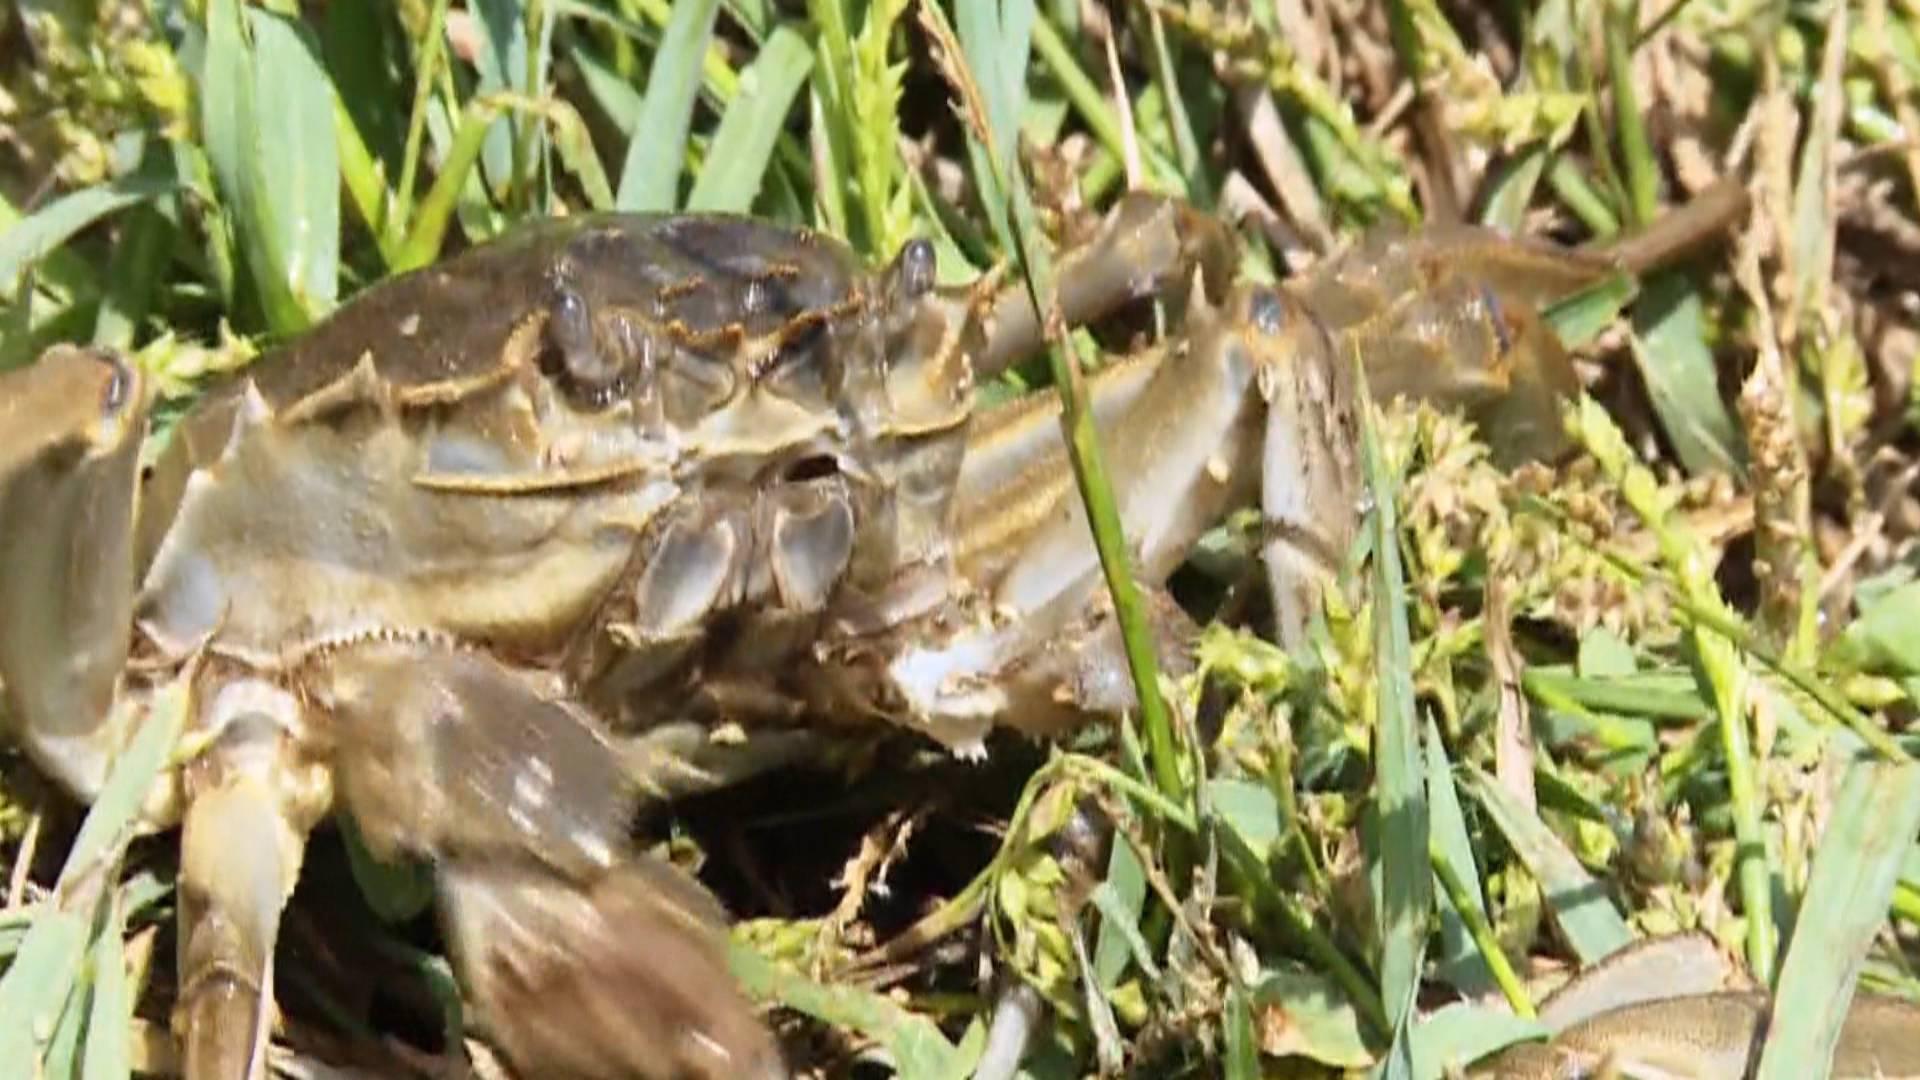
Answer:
[0, 186, 1741, 1078]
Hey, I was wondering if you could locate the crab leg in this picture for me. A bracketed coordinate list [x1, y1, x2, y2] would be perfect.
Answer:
[173, 679, 329, 1080]
[854, 279, 1354, 750]
[314, 639, 785, 1079]
[0, 345, 146, 798]
[961, 192, 1240, 381]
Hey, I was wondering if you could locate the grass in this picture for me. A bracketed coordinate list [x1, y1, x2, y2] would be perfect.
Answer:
[5, 0, 1920, 1076]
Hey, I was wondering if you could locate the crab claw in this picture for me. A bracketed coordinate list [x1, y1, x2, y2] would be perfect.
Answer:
[315, 638, 786, 1079]
[0, 345, 147, 798]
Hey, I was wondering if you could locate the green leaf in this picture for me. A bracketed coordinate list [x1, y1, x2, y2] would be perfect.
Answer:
[1224, 985, 1258, 1080]
[1756, 757, 1920, 1079]
[731, 940, 979, 1080]
[0, 170, 176, 300]
[248, 8, 341, 317]
[1426, 717, 1496, 998]
[1832, 581, 1920, 677]
[1410, 1002, 1550, 1080]
[1629, 271, 1745, 476]
[1206, 778, 1281, 859]
[79, 892, 130, 1080]
[201, 0, 339, 334]
[1360, 376, 1431, 1057]
[1463, 766, 1633, 965]
[0, 911, 88, 1069]
[1092, 832, 1149, 987]
[686, 27, 813, 213]
[1248, 968, 1374, 1068]
[617, 0, 723, 211]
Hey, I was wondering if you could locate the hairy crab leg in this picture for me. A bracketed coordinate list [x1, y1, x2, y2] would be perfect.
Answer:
[0, 345, 146, 798]
[313, 639, 785, 1079]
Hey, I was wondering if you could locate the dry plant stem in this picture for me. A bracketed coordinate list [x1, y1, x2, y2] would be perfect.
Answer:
[6, 808, 39, 909]
[1732, 215, 1820, 662]
[1568, 397, 1776, 986]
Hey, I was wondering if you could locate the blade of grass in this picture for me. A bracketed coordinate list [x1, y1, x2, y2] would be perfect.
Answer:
[1359, 378, 1431, 1078]
[806, 0, 859, 242]
[0, 170, 177, 300]
[1425, 717, 1499, 999]
[1029, 10, 1182, 195]
[1463, 766, 1634, 965]
[1755, 757, 1920, 1078]
[615, 0, 723, 210]
[1603, 0, 1659, 226]
[686, 27, 813, 213]
[0, 679, 187, 1067]
[390, 0, 452, 239]
[0, 190, 103, 304]
[247, 7, 341, 318]
[1568, 395, 1773, 981]
[935, 0, 1180, 803]
[79, 890, 129, 1080]
[201, 0, 334, 333]
[90, 201, 173, 350]
[469, 0, 533, 204]
[1630, 272, 1746, 477]
[397, 97, 504, 271]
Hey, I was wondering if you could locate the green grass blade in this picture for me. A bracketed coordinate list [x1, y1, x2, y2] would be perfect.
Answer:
[1629, 272, 1745, 477]
[686, 27, 813, 213]
[201, 0, 333, 333]
[1755, 757, 1920, 1078]
[90, 201, 173, 350]
[79, 891, 129, 1080]
[0, 911, 88, 1069]
[572, 40, 647, 136]
[0, 171, 177, 299]
[1424, 716, 1498, 999]
[732, 939, 979, 1079]
[397, 99, 502, 272]
[1360, 378, 1431, 1075]
[391, 0, 452, 237]
[616, 0, 723, 211]
[1462, 766, 1633, 965]
[247, 7, 341, 319]
[536, 96, 616, 211]
[1411, 1003, 1550, 1080]
[468, 0, 533, 202]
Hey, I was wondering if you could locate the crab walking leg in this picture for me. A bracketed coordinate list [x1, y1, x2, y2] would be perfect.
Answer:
[870, 282, 1357, 746]
[977, 281, 1356, 645]
[312, 639, 785, 1079]
[0, 345, 146, 798]
[961, 192, 1240, 381]
[174, 682, 332, 1080]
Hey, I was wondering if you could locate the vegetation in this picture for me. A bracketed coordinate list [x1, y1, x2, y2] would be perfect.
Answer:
[4, 0, 1920, 1076]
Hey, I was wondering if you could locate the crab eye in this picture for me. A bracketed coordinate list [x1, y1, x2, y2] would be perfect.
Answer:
[887, 238, 936, 300]
[543, 287, 633, 407]
[1246, 288, 1288, 336]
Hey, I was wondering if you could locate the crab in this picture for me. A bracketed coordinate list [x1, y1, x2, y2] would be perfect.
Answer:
[0, 185, 1743, 1079]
